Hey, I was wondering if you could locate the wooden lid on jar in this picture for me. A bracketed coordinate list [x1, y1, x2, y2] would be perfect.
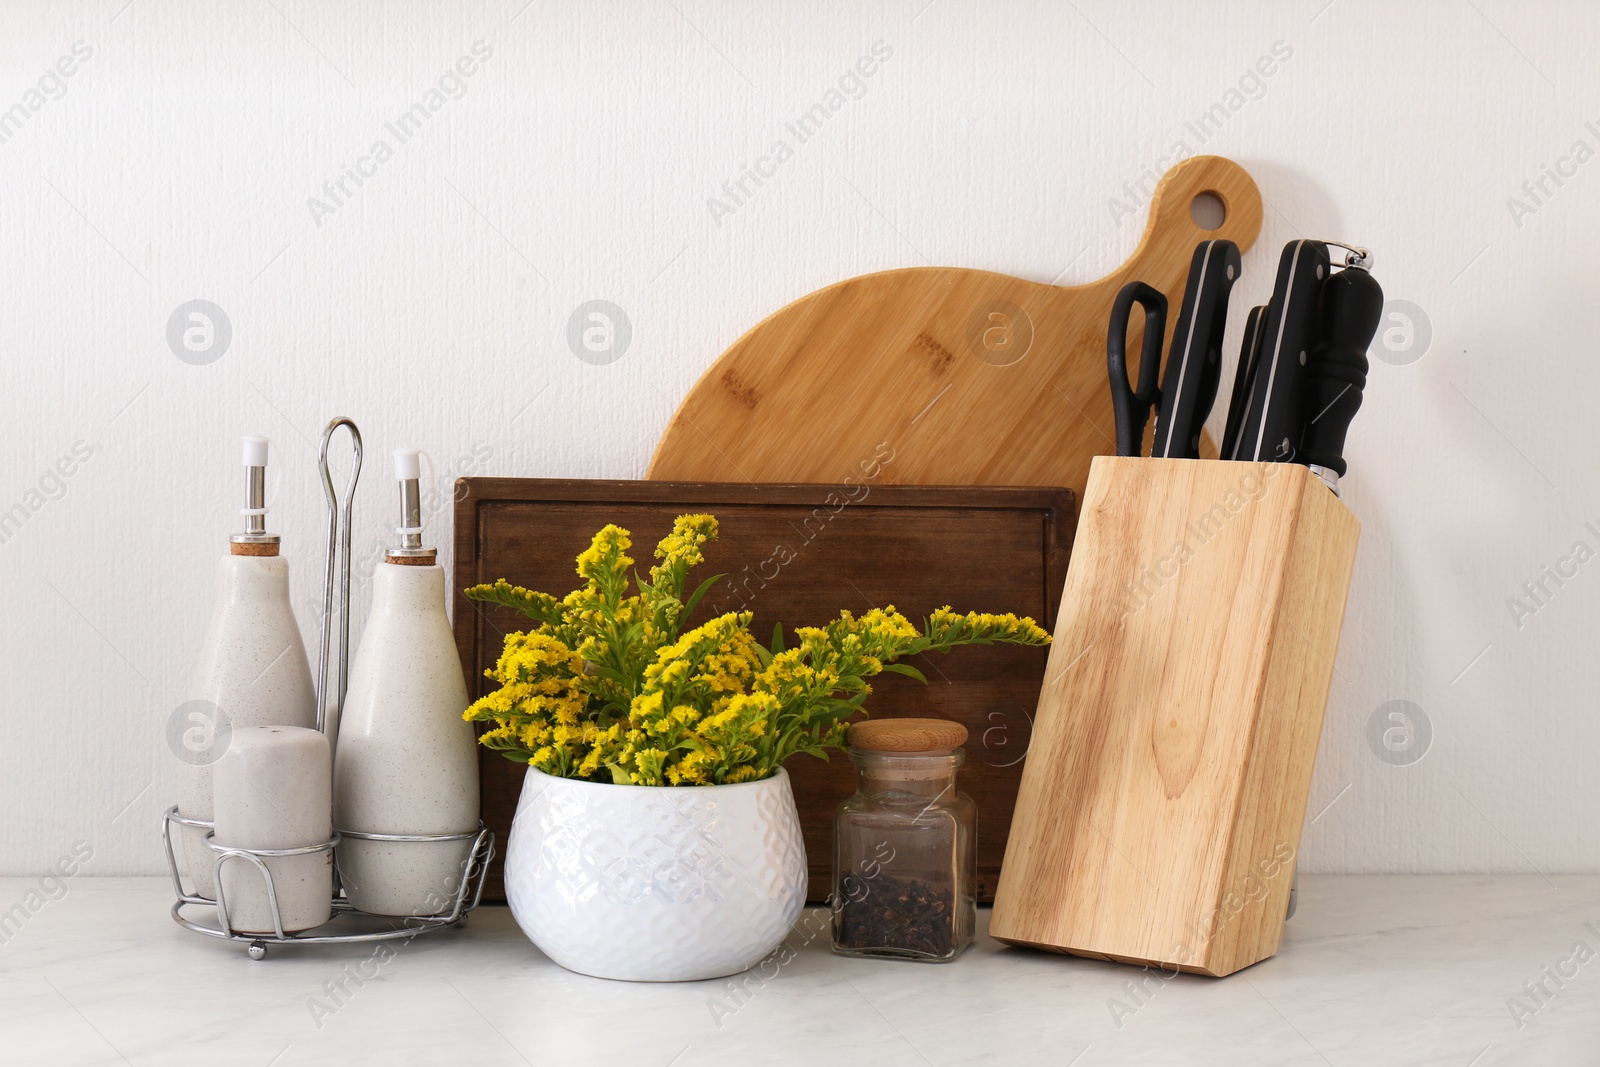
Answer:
[848, 718, 968, 753]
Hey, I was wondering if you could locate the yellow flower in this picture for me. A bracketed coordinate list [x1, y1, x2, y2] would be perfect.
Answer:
[630, 691, 665, 722]
[926, 606, 1051, 646]
[652, 514, 718, 572]
[676, 750, 713, 784]
[633, 748, 667, 785]
[862, 606, 919, 641]
[575, 524, 633, 584]
[463, 515, 1048, 784]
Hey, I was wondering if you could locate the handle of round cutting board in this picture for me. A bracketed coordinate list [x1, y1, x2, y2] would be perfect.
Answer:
[1105, 155, 1265, 292]
[1085, 156, 1262, 461]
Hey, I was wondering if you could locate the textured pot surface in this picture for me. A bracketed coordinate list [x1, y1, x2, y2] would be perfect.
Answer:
[504, 767, 807, 982]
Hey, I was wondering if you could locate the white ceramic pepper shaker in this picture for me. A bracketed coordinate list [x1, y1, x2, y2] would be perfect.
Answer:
[334, 448, 479, 917]
[177, 436, 317, 899]
[212, 725, 333, 934]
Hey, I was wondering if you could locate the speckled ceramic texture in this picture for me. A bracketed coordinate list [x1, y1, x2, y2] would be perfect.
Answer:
[177, 554, 317, 900]
[212, 726, 333, 935]
[334, 562, 478, 917]
[504, 766, 807, 982]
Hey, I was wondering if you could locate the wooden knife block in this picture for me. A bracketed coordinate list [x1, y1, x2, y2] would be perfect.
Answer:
[989, 457, 1359, 977]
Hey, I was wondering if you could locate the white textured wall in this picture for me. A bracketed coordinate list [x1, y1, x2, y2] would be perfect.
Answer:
[0, 0, 1590, 876]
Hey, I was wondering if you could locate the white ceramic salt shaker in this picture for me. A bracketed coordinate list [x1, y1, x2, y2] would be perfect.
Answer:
[212, 725, 333, 935]
[334, 448, 479, 917]
[177, 436, 317, 898]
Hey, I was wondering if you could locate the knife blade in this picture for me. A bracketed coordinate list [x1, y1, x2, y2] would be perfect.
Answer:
[1221, 304, 1266, 460]
[1150, 240, 1242, 459]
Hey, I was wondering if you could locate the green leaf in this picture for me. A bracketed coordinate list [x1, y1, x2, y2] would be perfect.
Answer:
[881, 662, 928, 685]
[682, 573, 726, 620]
[499, 750, 532, 764]
[771, 622, 785, 654]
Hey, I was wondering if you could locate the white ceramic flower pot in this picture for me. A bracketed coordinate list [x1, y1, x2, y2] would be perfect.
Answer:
[504, 766, 807, 982]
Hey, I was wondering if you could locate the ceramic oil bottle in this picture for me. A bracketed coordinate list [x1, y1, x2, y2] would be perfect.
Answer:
[333, 449, 478, 917]
[177, 436, 318, 899]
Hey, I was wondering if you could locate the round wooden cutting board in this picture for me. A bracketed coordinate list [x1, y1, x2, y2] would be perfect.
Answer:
[647, 156, 1261, 495]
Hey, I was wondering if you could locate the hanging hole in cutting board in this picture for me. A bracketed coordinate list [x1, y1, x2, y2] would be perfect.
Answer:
[1190, 191, 1226, 230]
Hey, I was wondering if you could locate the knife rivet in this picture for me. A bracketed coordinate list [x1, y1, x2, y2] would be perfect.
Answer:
[1299, 350, 1307, 366]
[1316, 264, 1325, 280]
[1226, 265, 1235, 281]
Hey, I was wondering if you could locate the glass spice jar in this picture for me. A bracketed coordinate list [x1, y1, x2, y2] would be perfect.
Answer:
[831, 718, 976, 962]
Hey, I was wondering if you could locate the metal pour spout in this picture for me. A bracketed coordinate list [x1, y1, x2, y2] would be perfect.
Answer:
[231, 435, 280, 551]
[386, 448, 435, 564]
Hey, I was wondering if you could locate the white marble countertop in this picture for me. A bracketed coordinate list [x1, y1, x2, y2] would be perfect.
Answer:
[0, 875, 1593, 1065]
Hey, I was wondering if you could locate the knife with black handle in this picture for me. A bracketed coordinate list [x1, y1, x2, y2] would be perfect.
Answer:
[1234, 239, 1331, 462]
[1299, 262, 1384, 490]
[1151, 239, 1242, 459]
[1221, 304, 1266, 460]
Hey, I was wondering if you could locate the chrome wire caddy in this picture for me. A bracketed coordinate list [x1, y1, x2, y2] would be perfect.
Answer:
[162, 809, 494, 960]
[163, 418, 495, 959]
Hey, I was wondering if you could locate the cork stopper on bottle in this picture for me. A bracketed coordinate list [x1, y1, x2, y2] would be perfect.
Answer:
[848, 717, 968, 753]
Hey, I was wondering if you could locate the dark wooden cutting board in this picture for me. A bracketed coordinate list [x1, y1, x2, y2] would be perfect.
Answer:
[451, 477, 1073, 902]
